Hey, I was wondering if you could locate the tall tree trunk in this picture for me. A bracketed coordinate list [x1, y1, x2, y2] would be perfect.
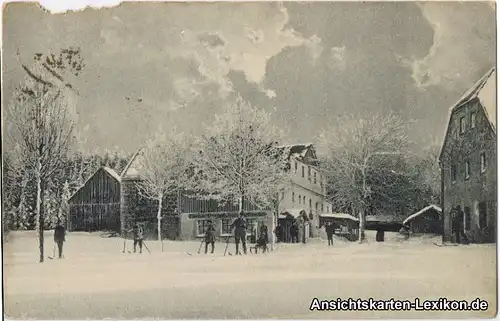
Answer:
[36, 159, 44, 263]
[238, 194, 244, 213]
[358, 165, 367, 243]
[157, 196, 163, 252]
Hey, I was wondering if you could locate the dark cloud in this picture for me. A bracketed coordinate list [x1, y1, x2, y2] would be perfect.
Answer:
[2, 2, 495, 154]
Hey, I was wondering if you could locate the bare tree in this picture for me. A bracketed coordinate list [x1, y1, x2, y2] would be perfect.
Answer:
[7, 48, 84, 262]
[319, 112, 409, 243]
[135, 129, 193, 252]
[192, 96, 291, 216]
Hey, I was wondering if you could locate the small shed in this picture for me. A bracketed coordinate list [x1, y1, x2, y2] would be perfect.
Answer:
[277, 209, 308, 243]
[319, 213, 359, 241]
[68, 166, 121, 232]
[403, 205, 443, 235]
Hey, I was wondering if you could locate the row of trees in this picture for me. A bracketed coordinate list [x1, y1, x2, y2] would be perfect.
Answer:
[4, 47, 441, 260]
[136, 98, 292, 251]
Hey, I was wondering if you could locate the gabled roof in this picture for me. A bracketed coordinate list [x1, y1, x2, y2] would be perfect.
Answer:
[278, 143, 318, 165]
[439, 67, 496, 160]
[121, 148, 144, 180]
[103, 166, 121, 182]
[68, 166, 121, 202]
[403, 204, 442, 226]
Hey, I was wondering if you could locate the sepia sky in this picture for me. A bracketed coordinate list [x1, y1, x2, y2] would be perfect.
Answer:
[2, 2, 496, 154]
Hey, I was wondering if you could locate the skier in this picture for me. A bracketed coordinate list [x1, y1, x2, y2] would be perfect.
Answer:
[325, 222, 335, 246]
[204, 220, 216, 254]
[231, 212, 248, 255]
[131, 223, 144, 254]
[54, 221, 66, 259]
[256, 223, 269, 253]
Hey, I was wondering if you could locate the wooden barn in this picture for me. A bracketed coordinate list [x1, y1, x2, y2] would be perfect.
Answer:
[403, 205, 443, 235]
[68, 166, 121, 232]
[318, 213, 359, 241]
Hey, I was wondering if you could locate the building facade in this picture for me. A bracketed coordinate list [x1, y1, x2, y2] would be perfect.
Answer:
[120, 149, 273, 242]
[439, 67, 497, 244]
[68, 167, 121, 232]
[278, 144, 329, 239]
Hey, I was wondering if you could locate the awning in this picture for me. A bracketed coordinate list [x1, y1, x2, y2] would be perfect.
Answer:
[279, 209, 307, 219]
[319, 213, 359, 222]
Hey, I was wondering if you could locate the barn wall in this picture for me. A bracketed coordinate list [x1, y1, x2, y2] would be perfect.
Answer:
[68, 168, 121, 232]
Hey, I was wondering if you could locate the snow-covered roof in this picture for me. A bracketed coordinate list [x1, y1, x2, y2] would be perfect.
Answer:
[403, 204, 442, 225]
[319, 213, 359, 221]
[103, 166, 121, 182]
[278, 143, 315, 160]
[121, 148, 145, 180]
[439, 67, 496, 160]
[68, 166, 122, 202]
[279, 208, 307, 219]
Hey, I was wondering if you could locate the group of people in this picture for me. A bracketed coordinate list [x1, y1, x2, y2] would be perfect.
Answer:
[203, 212, 269, 255]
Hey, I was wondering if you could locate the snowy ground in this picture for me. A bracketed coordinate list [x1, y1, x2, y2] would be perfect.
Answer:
[3, 231, 497, 319]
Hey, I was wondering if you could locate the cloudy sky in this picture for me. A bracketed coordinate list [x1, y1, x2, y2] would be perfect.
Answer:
[3, 1, 496, 154]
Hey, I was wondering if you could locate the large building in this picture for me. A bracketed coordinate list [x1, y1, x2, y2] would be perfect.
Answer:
[120, 148, 272, 242]
[439, 67, 497, 244]
[277, 143, 331, 240]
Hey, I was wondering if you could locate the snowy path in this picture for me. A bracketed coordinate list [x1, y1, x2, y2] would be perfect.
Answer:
[3, 231, 497, 319]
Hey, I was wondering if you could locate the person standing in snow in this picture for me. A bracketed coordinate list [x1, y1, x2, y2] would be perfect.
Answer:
[256, 223, 269, 253]
[325, 222, 335, 246]
[130, 223, 144, 254]
[204, 220, 216, 254]
[231, 212, 248, 255]
[54, 221, 66, 259]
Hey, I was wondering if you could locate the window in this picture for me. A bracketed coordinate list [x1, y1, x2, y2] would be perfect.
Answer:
[451, 164, 457, 183]
[480, 152, 486, 173]
[327, 206, 330, 213]
[221, 218, 232, 236]
[303, 196, 306, 204]
[309, 199, 312, 210]
[281, 191, 285, 200]
[315, 202, 319, 212]
[465, 161, 470, 180]
[464, 207, 471, 230]
[294, 161, 297, 173]
[313, 172, 317, 184]
[479, 202, 487, 229]
[196, 219, 211, 237]
[302, 166, 305, 178]
[459, 116, 466, 134]
[308, 167, 311, 181]
[292, 192, 295, 203]
[298, 195, 301, 204]
[470, 112, 476, 129]
[321, 204, 324, 212]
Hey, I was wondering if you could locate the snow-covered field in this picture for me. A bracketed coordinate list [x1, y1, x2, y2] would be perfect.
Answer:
[3, 231, 497, 319]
